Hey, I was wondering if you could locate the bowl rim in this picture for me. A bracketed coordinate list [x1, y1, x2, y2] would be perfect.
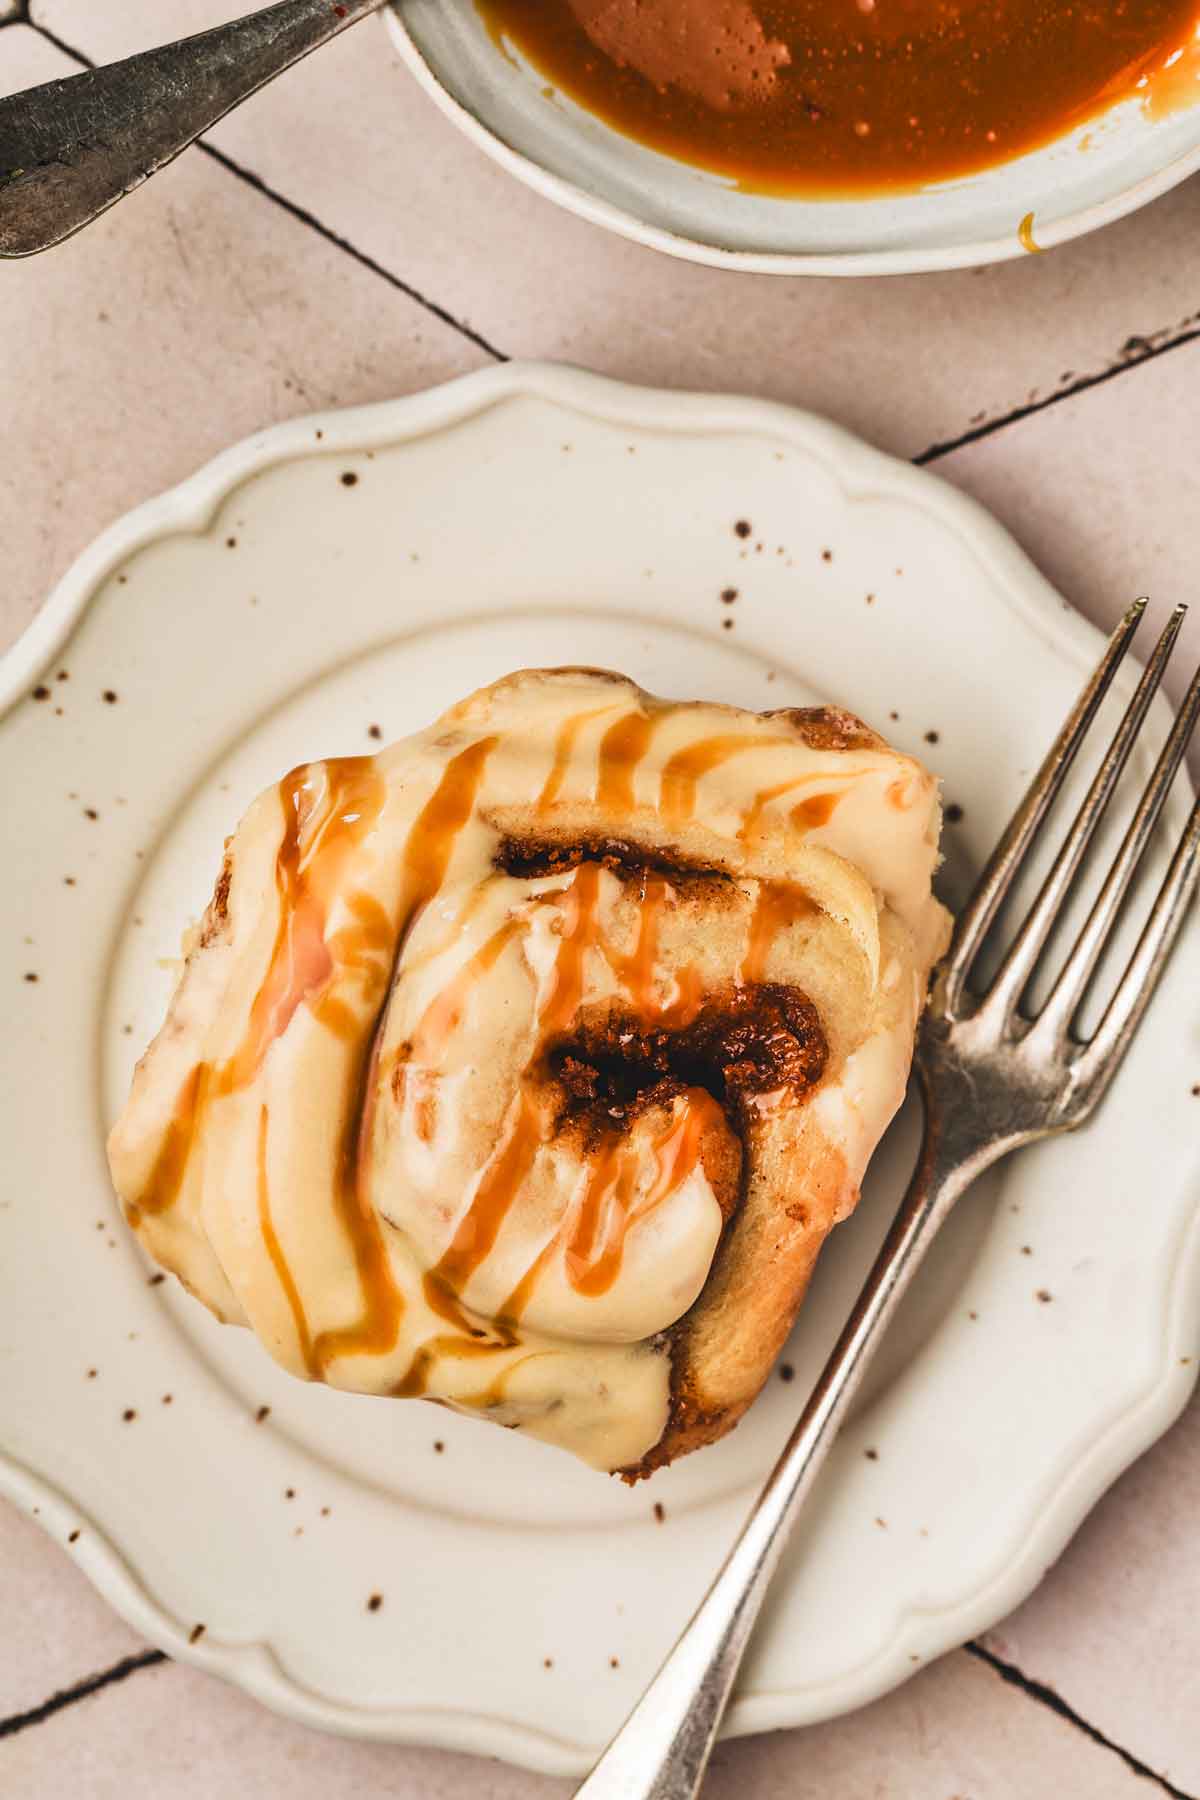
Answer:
[384, 4, 1200, 277]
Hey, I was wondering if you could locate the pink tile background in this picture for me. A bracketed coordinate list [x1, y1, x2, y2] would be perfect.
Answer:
[1, 9, 1197, 1796]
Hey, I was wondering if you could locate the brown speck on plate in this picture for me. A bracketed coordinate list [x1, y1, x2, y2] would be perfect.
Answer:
[340, 471, 359, 488]
[945, 803, 965, 824]
[821, 548, 833, 563]
[367, 724, 383, 741]
[285, 1487, 296, 1499]
[161, 1394, 173, 1406]
[734, 519, 752, 539]
[122, 1409, 136, 1422]
[256, 1405, 271, 1424]
[721, 618, 734, 631]
[84, 807, 99, 821]
[86, 1368, 97, 1379]
[367, 1593, 383, 1613]
[117, 574, 128, 586]
[226, 537, 237, 549]
[1020, 1245, 1032, 1257]
[1191, 1084, 1200, 1097]
[64, 875, 76, 886]
[889, 710, 900, 721]
[148, 1272, 166, 1286]
[102, 690, 118, 704]
[434, 1440, 445, 1453]
[720, 588, 738, 604]
[23, 972, 38, 984]
[968, 1310, 979, 1321]
[609, 1656, 620, 1669]
[865, 593, 876, 606]
[864, 1448, 878, 1461]
[875, 1517, 888, 1529]
[1036, 1288, 1053, 1303]
[653, 1502, 666, 1523]
[779, 1362, 795, 1383]
[189, 1623, 206, 1645]
[68, 1529, 80, 1544]
[924, 730, 940, 745]
[56, 670, 69, 682]
[543, 1656, 554, 1668]
[32, 685, 50, 702]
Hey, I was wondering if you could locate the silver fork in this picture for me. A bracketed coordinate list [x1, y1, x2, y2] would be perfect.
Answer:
[575, 599, 1200, 1800]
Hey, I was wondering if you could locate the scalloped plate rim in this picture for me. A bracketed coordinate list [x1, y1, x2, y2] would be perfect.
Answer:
[2, 362, 1197, 1775]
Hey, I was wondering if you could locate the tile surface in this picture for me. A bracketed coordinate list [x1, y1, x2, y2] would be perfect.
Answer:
[0, 1630, 1164, 1800]
[3, 5, 1200, 1797]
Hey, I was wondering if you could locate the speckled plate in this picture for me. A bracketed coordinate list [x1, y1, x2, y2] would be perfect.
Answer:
[1, 364, 1197, 1776]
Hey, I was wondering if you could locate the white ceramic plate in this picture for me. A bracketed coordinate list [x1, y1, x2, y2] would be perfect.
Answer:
[387, 2, 1200, 275]
[1, 365, 1197, 1777]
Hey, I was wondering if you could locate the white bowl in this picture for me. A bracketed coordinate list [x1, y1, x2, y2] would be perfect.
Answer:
[386, 0, 1200, 275]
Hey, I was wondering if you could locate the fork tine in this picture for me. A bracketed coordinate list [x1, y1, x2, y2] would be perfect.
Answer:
[985, 606, 1186, 1020]
[940, 600, 1146, 1012]
[1039, 644, 1200, 1045]
[1074, 789, 1200, 1102]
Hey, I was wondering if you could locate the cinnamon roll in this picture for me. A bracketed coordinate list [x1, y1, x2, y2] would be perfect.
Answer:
[108, 669, 950, 1476]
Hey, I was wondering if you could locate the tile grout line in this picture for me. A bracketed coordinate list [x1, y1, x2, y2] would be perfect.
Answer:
[26, 16, 1200, 454]
[915, 321, 1200, 464]
[0, 1649, 167, 1742]
[26, 19, 507, 362]
[965, 1642, 1198, 1800]
[0, 1636, 1192, 1796]
[6, 28, 1197, 1779]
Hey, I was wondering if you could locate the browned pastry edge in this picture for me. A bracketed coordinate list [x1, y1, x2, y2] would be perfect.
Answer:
[618, 1130, 851, 1482]
[763, 705, 887, 754]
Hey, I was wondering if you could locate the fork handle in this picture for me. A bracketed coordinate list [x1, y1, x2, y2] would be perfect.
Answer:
[575, 1097, 991, 1800]
[0, 0, 381, 258]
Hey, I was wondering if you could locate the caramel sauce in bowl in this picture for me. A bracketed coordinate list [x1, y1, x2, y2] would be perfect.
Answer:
[385, 0, 1200, 271]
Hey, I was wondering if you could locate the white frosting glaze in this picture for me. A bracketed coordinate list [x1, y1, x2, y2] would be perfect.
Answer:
[107, 669, 950, 1472]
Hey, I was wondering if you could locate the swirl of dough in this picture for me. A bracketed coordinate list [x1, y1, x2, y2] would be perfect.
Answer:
[108, 669, 949, 1475]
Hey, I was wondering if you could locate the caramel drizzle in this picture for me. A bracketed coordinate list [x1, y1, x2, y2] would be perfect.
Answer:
[740, 775, 845, 842]
[420, 857, 606, 1327]
[596, 709, 657, 813]
[310, 738, 499, 1370]
[791, 792, 840, 831]
[742, 881, 818, 986]
[137, 739, 501, 1379]
[400, 918, 523, 1145]
[399, 736, 499, 928]
[256, 1104, 317, 1376]
[563, 1090, 719, 1299]
[609, 872, 702, 1028]
[133, 756, 387, 1219]
[423, 1087, 548, 1331]
[142, 719, 831, 1393]
[536, 705, 615, 812]
[659, 733, 791, 823]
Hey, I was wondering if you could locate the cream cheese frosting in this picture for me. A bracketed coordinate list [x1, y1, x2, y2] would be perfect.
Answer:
[107, 668, 950, 1474]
